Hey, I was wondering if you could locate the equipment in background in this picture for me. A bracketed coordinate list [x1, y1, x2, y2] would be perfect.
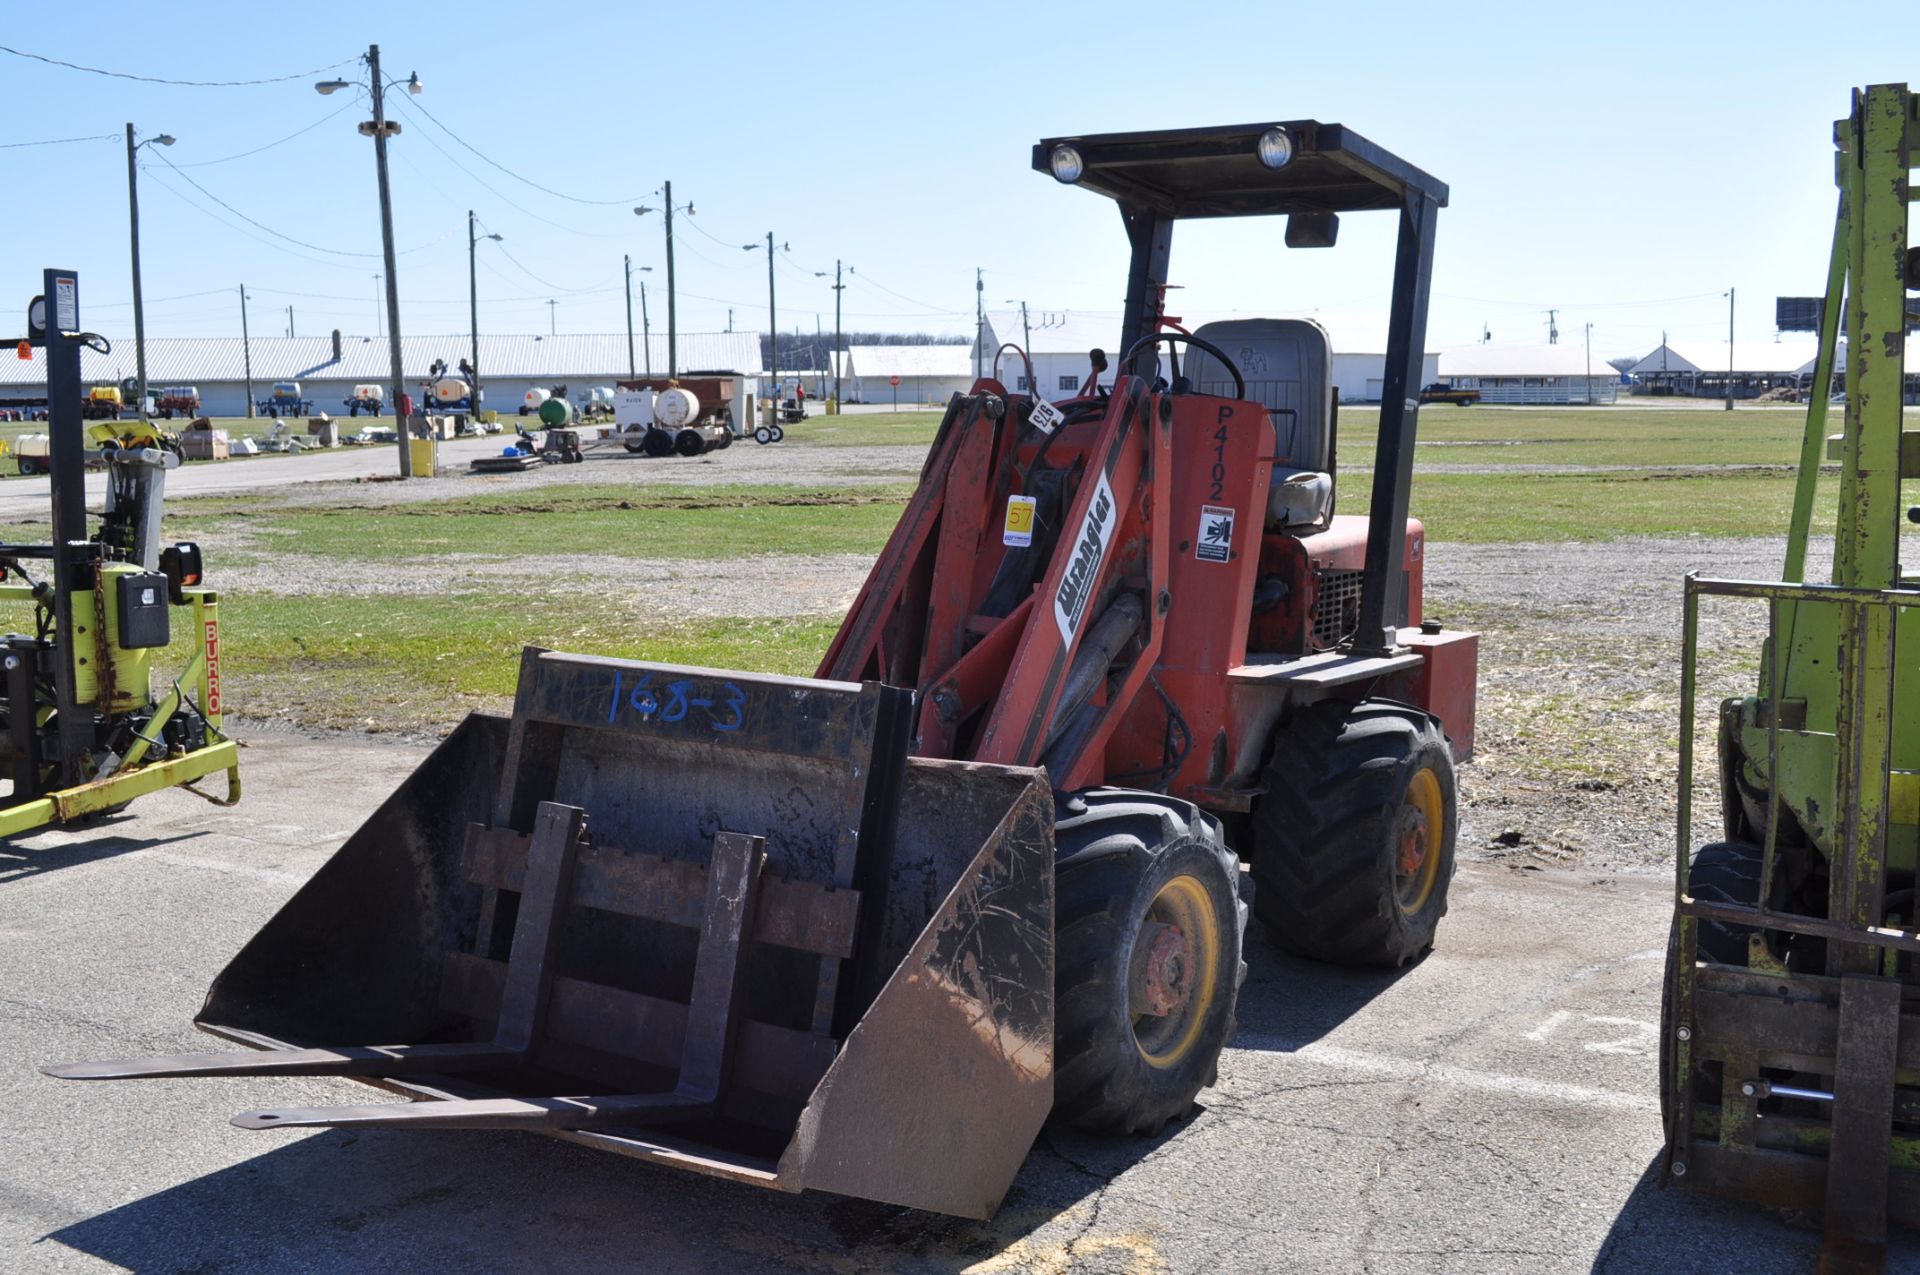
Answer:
[258, 382, 311, 418]
[570, 385, 615, 421]
[1663, 83, 1920, 1268]
[0, 270, 238, 839]
[81, 386, 121, 420]
[154, 387, 199, 419]
[55, 120, 1474, 1221]
[344, 384, 384, 417]
[519, 387, 549, 417]
[613, 375, 744, 456]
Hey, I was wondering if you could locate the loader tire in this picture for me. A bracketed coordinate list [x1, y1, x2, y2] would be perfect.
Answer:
[1050, 789, 1246, 1136]
[1250, 699, 1456, 968]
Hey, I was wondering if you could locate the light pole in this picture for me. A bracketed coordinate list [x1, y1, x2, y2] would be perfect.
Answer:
[469, 211, 500, 413]
[815, 260, 847, 408]
[1724, 287, 1736, 412]
[744, 233, 785, 415]
[640, 281, 652, 376]
[624, 256, 652, 378]
[124, 124, 174, 416]
[1584, 321, 1593, 406]
[318, 46, 422, 477]
[546, 298, 558, 337]
[634, 186, 693, 376]
[239, 285, 254, 419]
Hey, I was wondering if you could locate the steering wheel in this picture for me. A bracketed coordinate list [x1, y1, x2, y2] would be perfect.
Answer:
[1118, 332, 1246, 401]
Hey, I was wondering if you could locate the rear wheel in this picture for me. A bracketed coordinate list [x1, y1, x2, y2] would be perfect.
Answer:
[754, 425, 773, 445]
[1251, 699, 1457, 967]
[1051, 790, 1246, 1135]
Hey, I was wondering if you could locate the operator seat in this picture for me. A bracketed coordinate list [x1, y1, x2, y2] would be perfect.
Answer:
[1184, 319, 1335, 528]
[1184, 319, 1332, 469]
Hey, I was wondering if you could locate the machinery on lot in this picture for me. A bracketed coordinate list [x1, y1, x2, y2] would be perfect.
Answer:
[0, 271, 238, 838]
[344, 384, 385, 417]
[615, 376, 747, 455]
[1663, 83, 1920, 1269]
[153, 386, 199, 419]
[80, 385, 121, 420]
[257, 382, 311, 418]
[52, 122, 1475, 1219]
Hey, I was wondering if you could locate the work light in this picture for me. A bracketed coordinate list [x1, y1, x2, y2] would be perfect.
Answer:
[1256, 126, 1294, 169]
[1048, 144, 1084, 184]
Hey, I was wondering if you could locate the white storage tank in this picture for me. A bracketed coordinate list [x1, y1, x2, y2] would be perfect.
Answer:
[655, 387, 700, 429]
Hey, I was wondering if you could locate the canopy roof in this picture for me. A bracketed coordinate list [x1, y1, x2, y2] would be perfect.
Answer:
[1031, 121, 1448, 219]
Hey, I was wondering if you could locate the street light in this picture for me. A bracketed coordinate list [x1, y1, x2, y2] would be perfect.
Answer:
[469, 211, 501, 415]
[624, 257, 653, 378]
[634, 186, 692, 375]
[125, 125, 174, 416]
[318, 44, 419, 477]
[744, 234, 786, 418]
[815, 262, 847, 409]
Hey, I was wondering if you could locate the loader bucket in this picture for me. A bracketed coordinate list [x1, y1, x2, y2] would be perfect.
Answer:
[49, 649, 1057, 1219]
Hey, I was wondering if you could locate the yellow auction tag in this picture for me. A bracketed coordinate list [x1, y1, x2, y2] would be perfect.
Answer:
[1003, 494, 1037, 547]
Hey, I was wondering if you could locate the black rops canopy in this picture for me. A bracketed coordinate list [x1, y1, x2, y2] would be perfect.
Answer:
[1030, 121, 1448, 219]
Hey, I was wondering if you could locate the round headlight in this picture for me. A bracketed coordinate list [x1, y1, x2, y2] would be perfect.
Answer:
[1256, 126, 1294, 170]
[1049, 144, 1084, 184]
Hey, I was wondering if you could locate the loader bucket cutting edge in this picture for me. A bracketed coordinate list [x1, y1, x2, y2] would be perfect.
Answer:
[49, 651, 1058, 1219]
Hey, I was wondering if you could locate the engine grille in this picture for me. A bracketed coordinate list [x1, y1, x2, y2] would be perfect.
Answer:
[1311, 569, 1365, 649]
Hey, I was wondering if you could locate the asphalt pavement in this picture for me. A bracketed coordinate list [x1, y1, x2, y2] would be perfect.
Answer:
[1, 732, 1909, 1274]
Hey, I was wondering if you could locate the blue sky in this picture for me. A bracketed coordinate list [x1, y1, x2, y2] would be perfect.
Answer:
[2, 1, 1916, 363]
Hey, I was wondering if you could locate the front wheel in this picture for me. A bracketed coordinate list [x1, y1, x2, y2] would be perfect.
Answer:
[1051, 790, 1246, 1136]
[754, 425, 773, 445]
[1251, 699, 1458, 967]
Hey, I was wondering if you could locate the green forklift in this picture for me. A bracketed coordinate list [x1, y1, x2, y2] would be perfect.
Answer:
[1666, 83, 1919, 1271]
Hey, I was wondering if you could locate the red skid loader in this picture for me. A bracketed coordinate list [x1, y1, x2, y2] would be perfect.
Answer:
[50, 121, 1478, 1219]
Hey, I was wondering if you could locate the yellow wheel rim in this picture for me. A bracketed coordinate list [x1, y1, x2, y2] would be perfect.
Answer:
[1130, 874, 1221, 1070]
[1396, 767, 1445, 913]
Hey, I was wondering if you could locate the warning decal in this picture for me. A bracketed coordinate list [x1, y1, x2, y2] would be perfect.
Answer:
[1196, 504, 1235, 563]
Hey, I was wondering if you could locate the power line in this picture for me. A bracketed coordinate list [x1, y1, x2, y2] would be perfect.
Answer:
[136, 164, 377, 272]
[384, 95, 634, 240]
[0, 44, 355, 87]
[846, 269, 951, 313]
[396, 93, 650, 207]
[144, 149, 452, 258]
[174, 100, 358, 167]
[0, 132, 119, 149]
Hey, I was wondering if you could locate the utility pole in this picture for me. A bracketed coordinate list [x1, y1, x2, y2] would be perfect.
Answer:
[765, 232, 778, 413]
[624, 254, 635, 377]
[365, 43, 411, 477]
[239, 284, 255, 419]
[640, 280, 651, 375]
[374, 274, 382, 337]
[469, 212, 499, 414]
[286, 305, 295, 339]
[1725, 286, 1736, 412]
[547, 299, 557, 337]
[665, 181, 677, 375]
[124, 122, 173, 416]
[831, 261, 844, 407]
[1547, 308, 1560, 344]
[1584, 322, 1593, 405]
[974, 267, 984, 379]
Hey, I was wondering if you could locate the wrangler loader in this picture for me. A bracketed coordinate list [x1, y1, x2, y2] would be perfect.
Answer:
[1665, 83, 1920, 1271]
[50, 121, 1478, 1219]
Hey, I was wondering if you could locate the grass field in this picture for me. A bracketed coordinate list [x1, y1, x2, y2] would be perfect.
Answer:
[6, 401, 1902, 733]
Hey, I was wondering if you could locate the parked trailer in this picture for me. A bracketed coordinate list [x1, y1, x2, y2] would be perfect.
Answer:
[154, 386, 200, 419]
[259, 382, 312, 418]
[344, 384, 385, 417]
